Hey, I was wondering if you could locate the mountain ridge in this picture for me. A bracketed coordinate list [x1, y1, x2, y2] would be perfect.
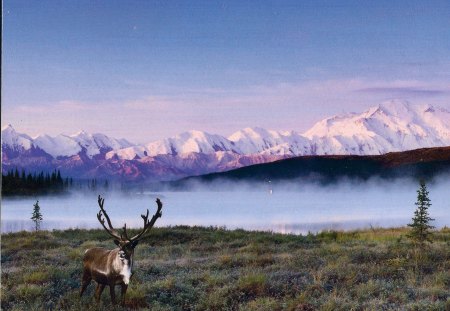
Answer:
[3, 100, 450, 181]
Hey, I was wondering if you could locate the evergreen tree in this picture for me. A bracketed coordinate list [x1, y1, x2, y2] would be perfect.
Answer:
[27, 173, 33, 184]
[408, 181, 434, 245]
[51, 170, 57, 185]
[31, 200, 43, 231]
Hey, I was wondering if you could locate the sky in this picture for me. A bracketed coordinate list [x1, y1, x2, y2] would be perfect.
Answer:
[2, 0, 450, 143]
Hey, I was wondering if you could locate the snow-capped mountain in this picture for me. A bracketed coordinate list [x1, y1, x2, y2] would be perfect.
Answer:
[33, 134, 82, 158]
[3, 100, 450, 181]
[2, 124, 34, 150]
[228, 127, 310, 155]
[70, 131, 133, 158]
[2, 125, 133, 159]
[107, 130, 240, 160]
[105, 99, 450, 160]
[304, 100, 450, 155]
[230, 128, 313, 156]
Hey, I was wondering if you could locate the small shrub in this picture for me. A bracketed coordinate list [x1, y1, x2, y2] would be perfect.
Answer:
[286, 293, 315, 311]
[125, 285, 148, 309]
[67, 248, 84, 260]
[415, 286, 449, 301]
[407, 300, 448, 311]
[267, 271, 312, 297]
[433, 271, 450, 287]
[319, 265, 355, 291]
[16, 284, 43, 301]
[251, 254, 275, 267]
[317, 230, 338, 242]
[303, 284, 325, 299]
[320, 296, 355, 311]
[169, 245, 185, 259]
[196, 286, 231, 310]
[240, 297, 281, 311]
[215, 253, 248, 268]
[386, 290, 408, 304]
[238, 273, 267, 297]
[157, 276, 176, 291]
[218, 254, 233, 267]
[23, 270, 51, 284]
[293, 251, 325, 269]
[351, 279, 393, 302]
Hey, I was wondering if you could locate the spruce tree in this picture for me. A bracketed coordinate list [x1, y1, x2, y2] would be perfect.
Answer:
[31, 200, 43, 231]
[407, 181, 434, 245]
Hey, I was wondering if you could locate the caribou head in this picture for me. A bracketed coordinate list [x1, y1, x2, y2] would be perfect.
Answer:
[80, 195, 163, 305]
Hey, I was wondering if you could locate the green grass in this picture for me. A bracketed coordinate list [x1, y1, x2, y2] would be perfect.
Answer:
[1, 226, 449, 310]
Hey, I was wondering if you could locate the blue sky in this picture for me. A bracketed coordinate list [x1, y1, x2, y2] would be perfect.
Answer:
[3, 0, 450, 143]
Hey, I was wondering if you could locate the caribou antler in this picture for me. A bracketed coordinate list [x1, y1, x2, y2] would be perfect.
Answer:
[96, 195, 163, 243]
[96, 195, 123, 241]
[130, 198, 163, 242]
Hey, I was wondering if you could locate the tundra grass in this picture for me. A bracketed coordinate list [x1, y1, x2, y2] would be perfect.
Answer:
[1, 226, 449, 310]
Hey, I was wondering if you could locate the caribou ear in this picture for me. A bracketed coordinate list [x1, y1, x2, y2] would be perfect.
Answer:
[114, 240, 121, 246]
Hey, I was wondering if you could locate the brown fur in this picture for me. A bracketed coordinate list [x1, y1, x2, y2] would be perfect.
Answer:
[80, 196, 162, 305]
[80, 247, 132, 305]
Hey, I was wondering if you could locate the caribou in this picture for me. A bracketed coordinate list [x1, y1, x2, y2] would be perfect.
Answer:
[80, 195, 163, 305]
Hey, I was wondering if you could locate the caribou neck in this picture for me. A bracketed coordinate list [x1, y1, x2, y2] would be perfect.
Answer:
[113, 248, 134, 285]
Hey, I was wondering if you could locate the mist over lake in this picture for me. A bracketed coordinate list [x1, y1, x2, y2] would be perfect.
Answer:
[2, 178, 449, 234]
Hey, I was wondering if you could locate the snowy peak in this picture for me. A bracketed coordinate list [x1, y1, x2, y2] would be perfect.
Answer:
[146, 129, 230, 156]
[2, 126, 135, 159]
[2, 124, 15, 135]
[229, 127, 296, 155]
[70, 131, 133, 158]
[33, 134, 81, 158]
[304, 99, 450, 155]
[1, 124, 33, 150]
[377, 99, 413, 117]
[163, 130, 238, 155]
[107, 130, 240, 160]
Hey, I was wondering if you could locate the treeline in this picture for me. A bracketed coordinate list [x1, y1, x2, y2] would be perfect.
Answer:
[1, 168, 115, 195]
[86, 178, 109, 191]
[2, 169, 72, 196]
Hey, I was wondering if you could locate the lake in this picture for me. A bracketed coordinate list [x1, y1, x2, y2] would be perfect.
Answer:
[2, 179, 449, 234]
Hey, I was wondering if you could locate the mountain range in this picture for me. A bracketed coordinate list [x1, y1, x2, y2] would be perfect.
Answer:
[2, 100, 450, 181]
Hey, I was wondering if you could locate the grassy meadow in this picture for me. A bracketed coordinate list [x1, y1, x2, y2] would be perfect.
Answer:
[1, 226, 449, 310]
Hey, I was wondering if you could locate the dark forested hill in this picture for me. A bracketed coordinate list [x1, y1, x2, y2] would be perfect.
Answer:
[181, 147, 450, 184]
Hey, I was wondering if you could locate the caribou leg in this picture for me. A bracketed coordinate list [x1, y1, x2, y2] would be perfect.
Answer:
[80, 270, 91, 297]
[120, 284, 128, 306]
[95, 284, 105, 302]
[109, 284, 117, 304]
